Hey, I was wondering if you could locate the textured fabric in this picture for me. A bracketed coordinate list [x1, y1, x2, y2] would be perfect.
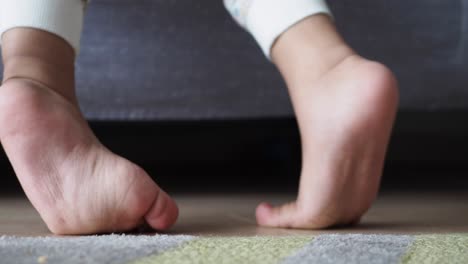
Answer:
[0, 0, 331, 58]
[0, 234, 467, 264]
[0, 234, 194, 264]
[281, 234, 414, 264]
[401, 235, 468, 264]
[223, 0, 254, 27]
[132, 236, 311, 264]
[0, 0, 87, 53]
[223, 0, 332, 58]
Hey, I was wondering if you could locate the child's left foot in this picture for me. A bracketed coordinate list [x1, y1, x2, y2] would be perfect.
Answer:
[256, 54, 398, 228]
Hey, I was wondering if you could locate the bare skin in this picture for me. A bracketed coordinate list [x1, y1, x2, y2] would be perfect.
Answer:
[0, 29, 178, 235]
[255, 15, 399, 228]
[0, 14, 397, 234]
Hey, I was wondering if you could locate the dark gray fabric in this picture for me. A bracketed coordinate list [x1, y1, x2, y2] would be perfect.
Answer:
[1, 0, 467, 120]
[0, 234, 193, 264]
[281, 234, 414, 264]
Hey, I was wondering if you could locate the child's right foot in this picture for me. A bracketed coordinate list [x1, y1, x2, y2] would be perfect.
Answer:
[255, 15, 399, 229]
[256, 55, 398, 229]
[0, 79, 178, 235]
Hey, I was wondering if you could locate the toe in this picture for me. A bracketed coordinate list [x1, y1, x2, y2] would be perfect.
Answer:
[256, 202, 299, 228]
[144, 189, 179, 230]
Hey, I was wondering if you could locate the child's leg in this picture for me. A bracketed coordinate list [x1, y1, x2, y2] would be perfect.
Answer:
[0, 29, 178, 234]
[256, 15, 398, 228]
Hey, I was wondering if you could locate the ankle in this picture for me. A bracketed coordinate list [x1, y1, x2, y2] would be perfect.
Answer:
[2, 28, 77, 103]
[271, 14, 356, 86]
[2, 58, 77, 103]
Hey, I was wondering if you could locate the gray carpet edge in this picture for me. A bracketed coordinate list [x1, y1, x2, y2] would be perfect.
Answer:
[281, 234, 414, 264]
[0, 234, 195, 264]
[0, 233, 421, 264]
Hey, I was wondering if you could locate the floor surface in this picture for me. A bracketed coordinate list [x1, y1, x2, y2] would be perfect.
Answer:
[0, 193, 467, 236]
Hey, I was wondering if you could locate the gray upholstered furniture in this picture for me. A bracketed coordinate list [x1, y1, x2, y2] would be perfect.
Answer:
[1, 0, 467, 191]
[3, 0, 465, 120]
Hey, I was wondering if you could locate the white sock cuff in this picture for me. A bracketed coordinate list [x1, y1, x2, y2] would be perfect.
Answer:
[225, 0, 332, 59]
[0, 0, 87, 55]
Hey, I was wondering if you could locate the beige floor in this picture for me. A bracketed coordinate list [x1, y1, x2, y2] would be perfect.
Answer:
[1, 192, 467, 236]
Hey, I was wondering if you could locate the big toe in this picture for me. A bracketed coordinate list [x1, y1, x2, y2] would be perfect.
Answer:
[144, 189, 179, 230]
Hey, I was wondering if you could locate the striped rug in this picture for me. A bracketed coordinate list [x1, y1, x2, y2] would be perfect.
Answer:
[1, 234, 467, 264]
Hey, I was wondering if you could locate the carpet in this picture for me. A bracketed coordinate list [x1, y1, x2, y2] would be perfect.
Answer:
[1, 234, 467, 264]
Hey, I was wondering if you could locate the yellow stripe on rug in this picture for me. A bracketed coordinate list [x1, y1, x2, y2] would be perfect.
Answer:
[130, 236, 314, 264]
[401, 234, 468, 264]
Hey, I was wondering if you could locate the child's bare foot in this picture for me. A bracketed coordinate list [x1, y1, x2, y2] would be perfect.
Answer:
[255, 15, 398, 229]
[0, 79, 178, 235]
